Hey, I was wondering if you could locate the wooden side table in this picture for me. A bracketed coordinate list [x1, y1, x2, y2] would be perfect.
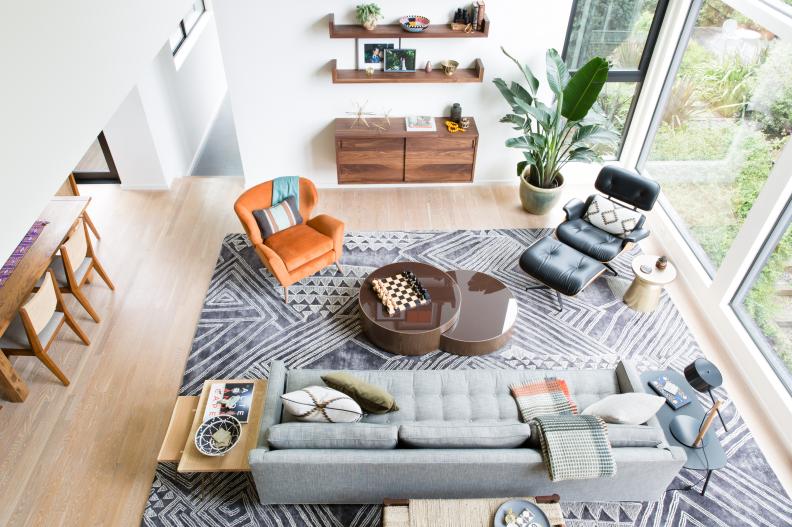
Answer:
[157, 379, 267, 473]
[623, 255, 677, 313]
[382, 496, 565, 527]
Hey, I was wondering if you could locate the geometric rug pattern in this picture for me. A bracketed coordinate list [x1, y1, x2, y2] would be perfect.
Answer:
[142, 230, 792, 526]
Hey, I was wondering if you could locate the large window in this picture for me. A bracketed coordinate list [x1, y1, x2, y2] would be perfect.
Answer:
[169, 0, 206, 55]
[639, 0, 792, 275]
[733, 202, 792, 392]
[563, 0, 669, 155]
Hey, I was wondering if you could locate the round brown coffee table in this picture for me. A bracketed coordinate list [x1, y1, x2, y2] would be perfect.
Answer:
[359, 263, 516, 356]
[440, 270, 518, 356]
[359, 262, 461, 356]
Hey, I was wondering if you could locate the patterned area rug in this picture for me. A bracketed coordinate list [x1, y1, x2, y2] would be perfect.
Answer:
[142, 230, 792, 527]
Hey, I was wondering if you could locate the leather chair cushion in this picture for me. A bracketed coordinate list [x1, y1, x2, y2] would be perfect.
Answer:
[264, 225, 334, 272]
[556, 219, 624, 262]
[595, 166, 661, 211]
[519, 237, 605, 297]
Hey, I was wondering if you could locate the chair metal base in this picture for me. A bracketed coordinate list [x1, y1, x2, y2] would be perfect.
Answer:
[603, 262, 619, 277]
[525, 285, 564, 312]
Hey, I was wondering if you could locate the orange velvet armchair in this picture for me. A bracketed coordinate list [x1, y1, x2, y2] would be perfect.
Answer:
[234, 178, 345, 301]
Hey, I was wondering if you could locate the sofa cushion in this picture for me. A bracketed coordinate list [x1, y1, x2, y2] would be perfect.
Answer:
[281, 386, 362, 423]
[399, 421, 531, 449]
[322, 372, 399, 414]
[582, 393, 665, 425]
[584, 194, 642, 236]
[253, 195, 303, 239]
[264, 224, 333, 272]
[267, 423, 398, 450]
[607, 424, 666, 448]
[283, 368, 622, 425]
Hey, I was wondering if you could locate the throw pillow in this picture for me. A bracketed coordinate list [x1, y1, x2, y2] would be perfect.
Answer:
[321, 372, 399, 414]
[281, 386, 362, 423]
[583, 194, 642, 236]
[252, 195, 303, 239]
[582, 392, 665, 425]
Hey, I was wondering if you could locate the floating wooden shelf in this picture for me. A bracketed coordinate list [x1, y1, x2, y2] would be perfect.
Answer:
[331, 59, 484, 84]
[328, 13, 489, 39]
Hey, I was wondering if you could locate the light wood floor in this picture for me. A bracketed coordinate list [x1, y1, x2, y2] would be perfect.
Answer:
[0, 176, 789, 526]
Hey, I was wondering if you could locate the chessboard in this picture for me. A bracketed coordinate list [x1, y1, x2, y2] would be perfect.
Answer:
[371, 270, 431, 315]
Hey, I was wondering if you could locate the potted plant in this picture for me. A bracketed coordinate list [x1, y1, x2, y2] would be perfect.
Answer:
[356, 3, 383, 31]
[494, 48, 618, 214]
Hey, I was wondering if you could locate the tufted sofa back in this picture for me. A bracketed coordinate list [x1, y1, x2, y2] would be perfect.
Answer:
[282, 367, 622, 425]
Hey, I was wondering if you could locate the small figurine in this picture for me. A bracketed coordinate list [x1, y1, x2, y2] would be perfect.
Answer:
[656, 255, 668, 270]
[424, 61, 433, 73]
[460, 117, 471, 129]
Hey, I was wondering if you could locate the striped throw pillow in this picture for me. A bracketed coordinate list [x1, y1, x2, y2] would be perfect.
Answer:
[252, 196, 303, 239]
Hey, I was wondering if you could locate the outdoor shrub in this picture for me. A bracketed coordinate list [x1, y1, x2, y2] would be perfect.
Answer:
[750, 41, 792, 139]
[651, 120, 736, 161]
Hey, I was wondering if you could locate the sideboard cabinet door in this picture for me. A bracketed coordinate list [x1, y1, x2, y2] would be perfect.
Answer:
[336, 138, 405, 183]
[405, 137, 476, 182]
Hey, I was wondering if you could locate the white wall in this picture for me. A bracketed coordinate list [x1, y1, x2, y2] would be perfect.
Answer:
[107, 13, 228, 189]
[213, 0, 573, 188]
[0, 0, 192, 262]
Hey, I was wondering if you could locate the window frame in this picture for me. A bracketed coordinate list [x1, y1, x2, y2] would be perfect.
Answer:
[562, 0, 670, 157]
[731, 198, 792, 394]
[170, 0, 206, 56]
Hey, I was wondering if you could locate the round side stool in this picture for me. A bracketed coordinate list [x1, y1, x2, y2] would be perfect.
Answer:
[623, 254, 677, 312]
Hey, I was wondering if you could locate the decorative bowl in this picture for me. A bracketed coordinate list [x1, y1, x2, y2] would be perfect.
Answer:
[400, 15, 430, 33]
[441, 60, 459, 76]
[493, 499, 550, 527]
[194, 415, 241, 456]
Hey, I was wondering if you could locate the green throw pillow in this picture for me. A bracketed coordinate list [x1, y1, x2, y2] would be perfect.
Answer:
[321, 372, 399, 414]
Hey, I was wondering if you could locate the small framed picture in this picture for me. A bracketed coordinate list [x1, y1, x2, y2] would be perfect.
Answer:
[384, 48, 417, 72]
[357, 39, 399, 70]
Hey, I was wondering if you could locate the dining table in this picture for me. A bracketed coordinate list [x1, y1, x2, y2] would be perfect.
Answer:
[0, 196, 90, 402]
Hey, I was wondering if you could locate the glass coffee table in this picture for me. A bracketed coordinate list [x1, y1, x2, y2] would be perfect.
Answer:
[358, 263, 517, 356]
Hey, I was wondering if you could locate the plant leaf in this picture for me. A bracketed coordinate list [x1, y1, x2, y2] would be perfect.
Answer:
[501, 47, 539, 95]
[545, 49, 570, 96]
[570, 124, 619, 146]
[500, 114, 527, 130]
[561, 57, 609, 121]
[510, 81, 533, 107]
[517, 160, 528, 178]
[493, 78, 518, 111]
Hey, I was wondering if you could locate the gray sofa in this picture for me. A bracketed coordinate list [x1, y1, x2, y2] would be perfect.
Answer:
[249, 360, 686, 504]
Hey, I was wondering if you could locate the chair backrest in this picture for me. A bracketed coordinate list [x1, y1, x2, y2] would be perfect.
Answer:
[594, 166, 660, 211]
[61, 219, 89, 272]
[234, 177, 318, 244]
[22, 271, 58, 335]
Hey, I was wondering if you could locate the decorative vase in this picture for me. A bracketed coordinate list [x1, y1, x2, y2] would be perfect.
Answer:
[450, 103, 462, 124]
[424, 61, 433, 73]
[519, 169, 565, 215]
[363, 19, 378, 30]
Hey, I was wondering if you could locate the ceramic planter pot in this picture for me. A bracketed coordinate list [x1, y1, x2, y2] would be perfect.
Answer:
[519, 171, 565, 215]
[363, 19, 378, 30]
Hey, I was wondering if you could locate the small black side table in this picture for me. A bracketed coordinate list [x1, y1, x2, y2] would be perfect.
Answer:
[641, 369, 727, 495]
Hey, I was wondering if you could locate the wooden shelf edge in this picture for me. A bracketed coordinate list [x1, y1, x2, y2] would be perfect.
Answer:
[328, 13, 489, 39]
[331, 58, 484, 84]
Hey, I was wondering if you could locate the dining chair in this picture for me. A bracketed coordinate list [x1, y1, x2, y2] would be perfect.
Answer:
[0, 270, 90, 385]
[47, 218, 115, 322]
[56, 173, 101, 241]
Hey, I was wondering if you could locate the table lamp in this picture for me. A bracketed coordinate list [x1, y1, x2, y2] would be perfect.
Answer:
[684, 358, 728, 431]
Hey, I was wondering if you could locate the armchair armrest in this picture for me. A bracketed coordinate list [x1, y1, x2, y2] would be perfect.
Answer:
[307, 214, 345, 259]
[255, 243, 290, 285]
[622, 227, 650, 244]
[563, 199, 586, 221]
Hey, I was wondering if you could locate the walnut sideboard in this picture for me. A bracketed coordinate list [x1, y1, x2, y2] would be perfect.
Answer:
[334, 117, 478, 184]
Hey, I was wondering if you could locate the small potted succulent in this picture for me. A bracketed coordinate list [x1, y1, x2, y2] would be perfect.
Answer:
[356, 3, 383, 31]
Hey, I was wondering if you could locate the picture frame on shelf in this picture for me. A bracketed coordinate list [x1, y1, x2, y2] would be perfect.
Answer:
[384, 48, 417, 72]
[357, 38, 399, 70]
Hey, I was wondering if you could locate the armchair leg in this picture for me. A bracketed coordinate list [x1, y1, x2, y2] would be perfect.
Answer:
[525, 285, 564, 312]
[335, 262, 344, 274]
[604, 263, 618, 277]
[283, 287, 288, 303]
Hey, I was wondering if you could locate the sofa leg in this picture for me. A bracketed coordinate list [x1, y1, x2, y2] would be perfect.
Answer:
[283, 287, 288, 302]
[336, 261, 344, 273]
[604, 263, 618, 277]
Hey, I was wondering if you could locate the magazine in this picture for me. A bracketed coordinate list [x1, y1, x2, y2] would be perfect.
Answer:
[203, 381, 255, 423]
[406, 115, 437, 132]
